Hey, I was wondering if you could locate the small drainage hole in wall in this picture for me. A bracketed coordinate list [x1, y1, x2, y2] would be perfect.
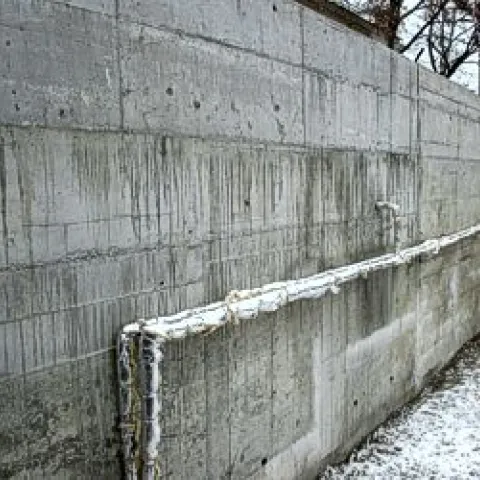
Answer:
[261, 458, 268, 466]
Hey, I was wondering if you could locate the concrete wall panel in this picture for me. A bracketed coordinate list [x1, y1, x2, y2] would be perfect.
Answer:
[120, 23, 304, 142]
[119, 0, 302, 64]
[1, 0, 480, 478]
[0, 0, 120, 129]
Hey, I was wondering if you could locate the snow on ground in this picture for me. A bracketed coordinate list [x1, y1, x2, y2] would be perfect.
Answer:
[321, 335, 480, 479]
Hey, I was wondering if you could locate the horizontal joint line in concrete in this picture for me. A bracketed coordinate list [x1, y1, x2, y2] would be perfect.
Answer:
[0, 346, 115, 380]
[420, 88, 480, 113]
[40, 0, 304, 74]
[301, 64, 399, 93]
[1, 282, 210, 324]
[118, 17, 304, 70]
[0, 123, 409, 156]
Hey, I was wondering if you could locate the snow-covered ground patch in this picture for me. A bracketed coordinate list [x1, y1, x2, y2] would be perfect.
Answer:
[321, 335, 480, 479]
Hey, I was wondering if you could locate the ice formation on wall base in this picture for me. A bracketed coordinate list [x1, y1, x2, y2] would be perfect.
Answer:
[117, 223, 480, 479]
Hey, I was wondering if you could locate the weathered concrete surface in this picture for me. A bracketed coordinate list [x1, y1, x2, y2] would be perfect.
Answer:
[119, 0, 303, 63]
[120, 23, 304, 142]
[148, 237, 480, 480]
[322, 334, 480, 478]
[0, 0, 120, 129]
[0, 0, 479, 478]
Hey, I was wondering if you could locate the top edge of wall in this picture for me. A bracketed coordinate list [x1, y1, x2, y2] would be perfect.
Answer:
[0, 0, 479, 138]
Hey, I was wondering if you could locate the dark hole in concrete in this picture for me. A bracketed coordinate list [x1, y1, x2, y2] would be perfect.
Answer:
[353, 399, 358, 406]
[188, 229, 193, 234]
[240, 453, 245, 462]
[244, 199, 250, 207]
[261, 457, 268, 466]
[59, 108, 65, 118]
[274, 104, 280, 112]
[166, 87, 173, 96]
[273, 4, 277, 11]
[296, 419, 300, 427]
[390, 375, 394, 382]
[194, 100, 201, 110]
[6, 40, 11, 46]
[14, 103, 20, 112]
[12, 90, 16, 95]
[159, 281, 165, 286]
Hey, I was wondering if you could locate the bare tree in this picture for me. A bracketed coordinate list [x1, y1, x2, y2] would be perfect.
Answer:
[342, 0, 479, 79]
[425, 0, 479, 78]
[345, 0, 451, 49]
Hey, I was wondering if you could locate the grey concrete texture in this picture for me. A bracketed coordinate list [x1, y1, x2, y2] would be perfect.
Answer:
[156, 244, 480, 479]
[0, 128, 419, 275]
[0, 126, 420, 477]
[0, 351, 121, 479]
[0, 0, 478, 157]
[0, 0, 120, 129]
[119, 22, 304, 142]
[0, 0, 480, 478]
[118, 0, 303, 63]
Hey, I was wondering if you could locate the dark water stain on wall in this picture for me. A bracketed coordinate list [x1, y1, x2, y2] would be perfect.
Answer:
[0, 136, 8, 265]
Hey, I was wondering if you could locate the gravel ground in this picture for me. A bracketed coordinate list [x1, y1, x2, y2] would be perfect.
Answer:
[320, 335, 480, 479]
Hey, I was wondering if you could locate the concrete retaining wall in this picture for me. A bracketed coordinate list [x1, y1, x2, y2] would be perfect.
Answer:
[0, 0, 479, 478]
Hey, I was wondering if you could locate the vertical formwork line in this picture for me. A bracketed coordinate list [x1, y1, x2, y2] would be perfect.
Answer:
[416, 65, 422, 240]
[114, 0, 125, 130]
[300, 7, 307, 147]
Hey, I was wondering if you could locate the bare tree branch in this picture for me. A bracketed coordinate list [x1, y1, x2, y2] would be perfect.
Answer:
[400, 0, 451, 53]
[347, 0, 478, 81]
[399, 0, 426, 22]
[427, 21, 438, 72]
